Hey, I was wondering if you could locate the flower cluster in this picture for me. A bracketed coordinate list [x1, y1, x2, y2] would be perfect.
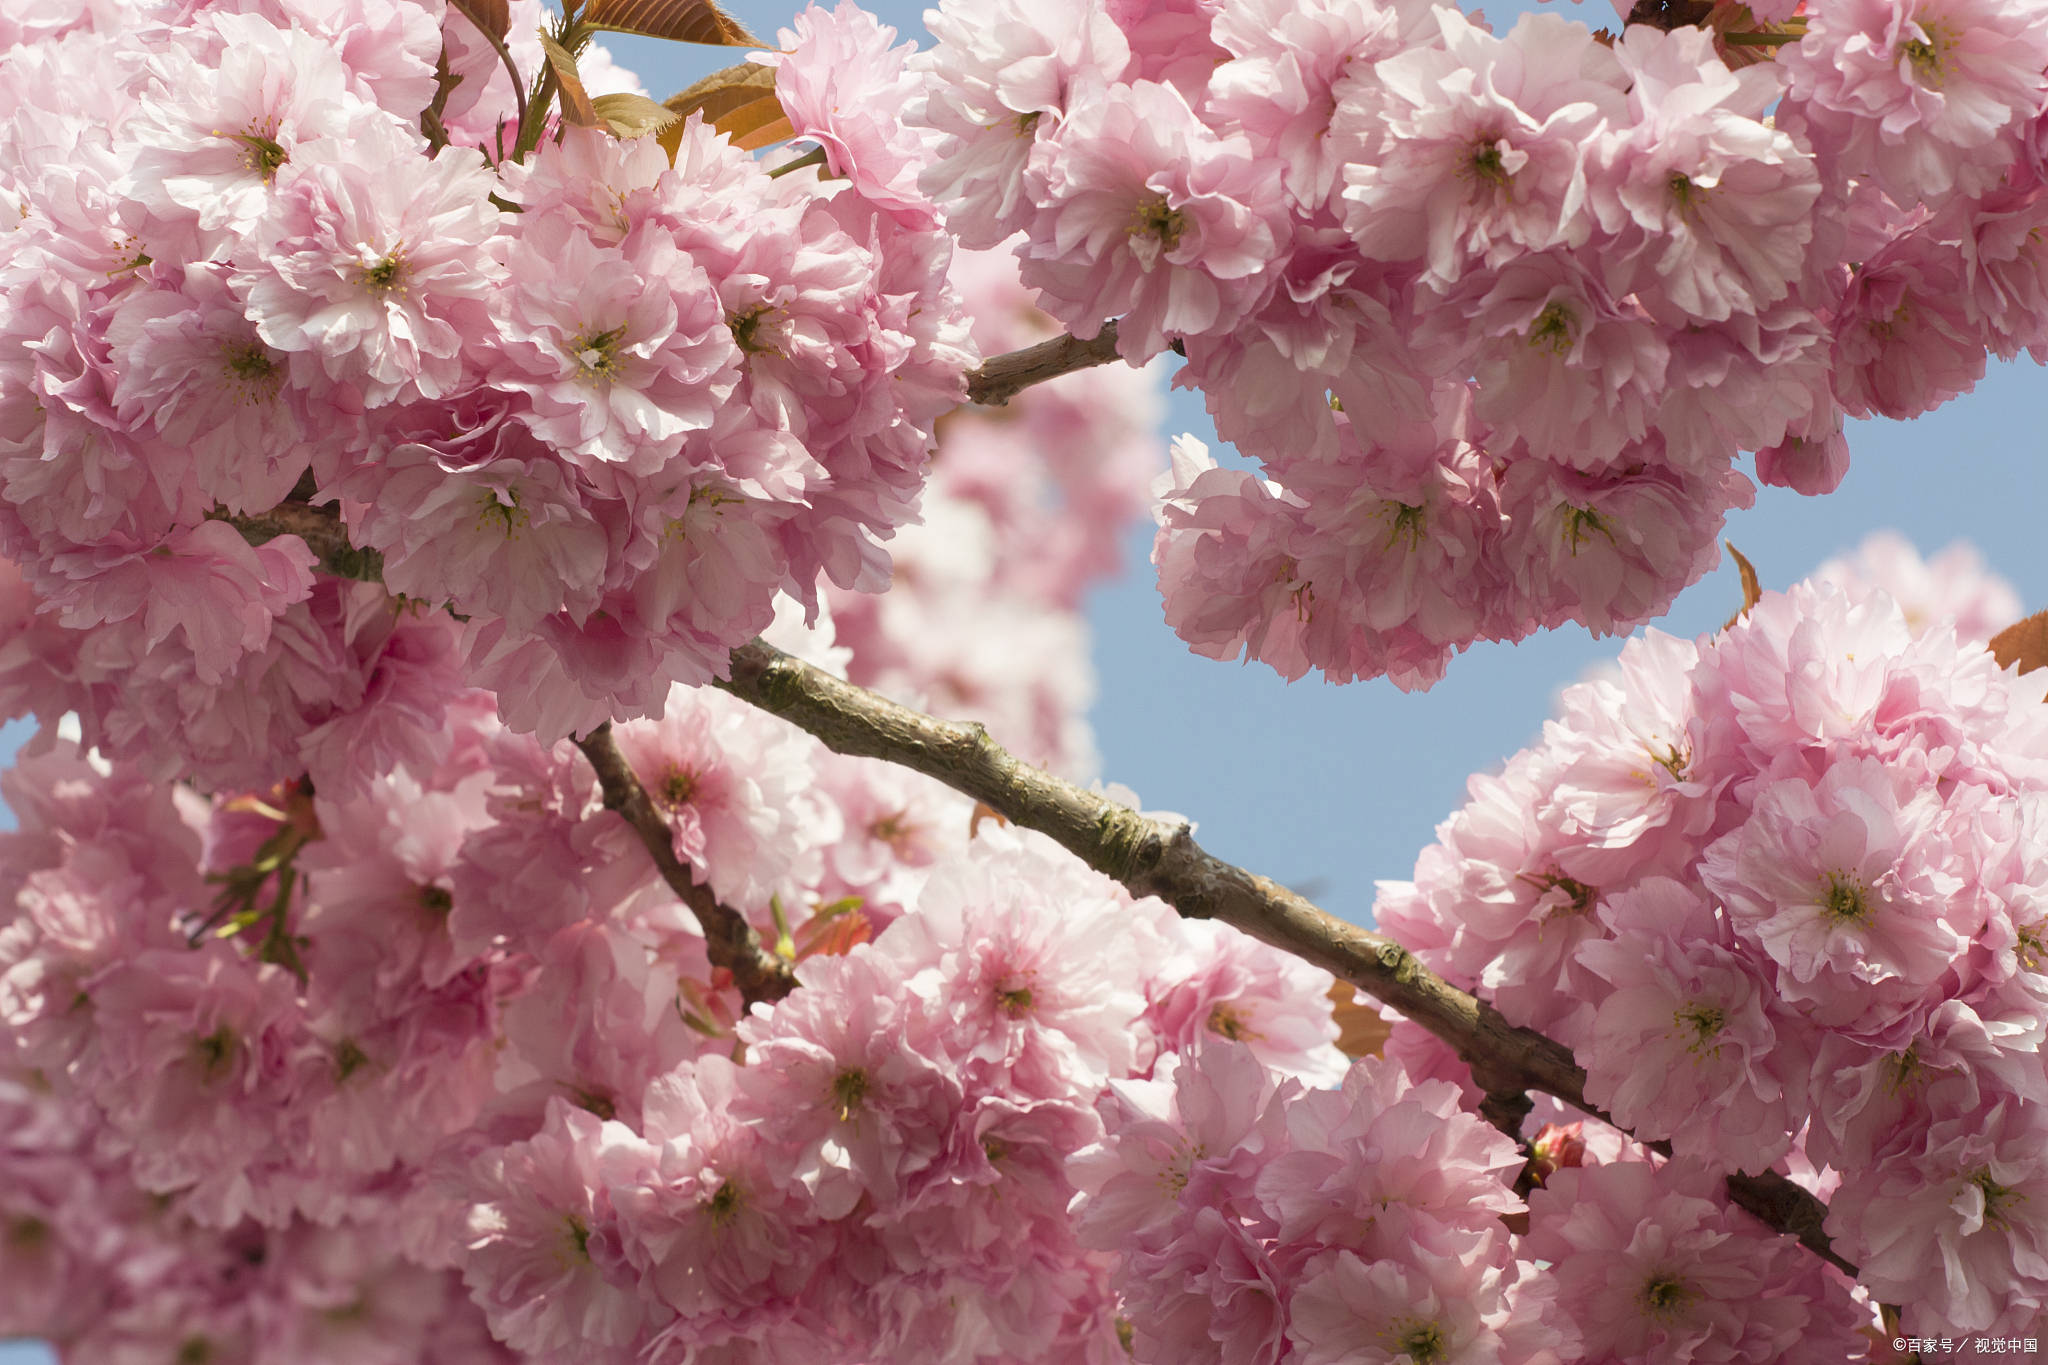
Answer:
[1379, 533, 2048, 1337]
[1074, 1045, 1554, 1365]
[0, 698, 1356, 1363]
[912, 0, 2048, 686]
[0, 0, 974, 789]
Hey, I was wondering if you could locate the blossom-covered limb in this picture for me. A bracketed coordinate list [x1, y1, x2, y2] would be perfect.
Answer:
[573, 721, 798, 1006]
[171, 503, 1856, 1276]
[717, 637, 1847, 1272]
[719, 642, 1561, 1091]
[965, 320, 1123, 406]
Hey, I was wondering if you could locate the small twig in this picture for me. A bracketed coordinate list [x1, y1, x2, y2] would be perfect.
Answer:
[421, 46, 460, 153]
[573, 723, 797, 1007]
[1725, 1169, 1858, 1277]
[965, 322, 1124, 406]
[1470, 1059, 1537, 1143]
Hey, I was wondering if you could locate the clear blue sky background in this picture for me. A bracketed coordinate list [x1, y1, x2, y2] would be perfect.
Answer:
[1, 4, 2043, 1359]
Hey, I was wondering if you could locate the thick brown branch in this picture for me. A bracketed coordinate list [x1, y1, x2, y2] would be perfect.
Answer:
[720, 640, 1592, 1096]
[717, 638, 1853, 1277]
[1624, 0, 1714, 29]
[573, 723, 797, 1007]
[216, 498, 1851, 1277]
[965, 322, 1123, 406]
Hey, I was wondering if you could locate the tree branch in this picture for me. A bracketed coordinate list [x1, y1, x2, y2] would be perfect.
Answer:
[715, 638, 1853, 1277]
[214, 499, 1852, 1278]
[965, 322, 1123, 406]
[573, 723, 797, 1007]
[719, 640, 1591, 1094]
[221, 503, 385, 583]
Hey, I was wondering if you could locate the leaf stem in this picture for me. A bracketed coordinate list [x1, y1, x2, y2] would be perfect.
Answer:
[450, 1, 531, 157]
[767, 145, 829, 179]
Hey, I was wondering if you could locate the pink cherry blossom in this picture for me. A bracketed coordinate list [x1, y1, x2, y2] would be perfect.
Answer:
[765, 3, 941, 229]
[463, 1098, 657, 1357]
[1701, 755, 1969, 1032]
[337, 405, 610, 634]
[1338, 10, 1627, 288]
[1813, 530, 2023, 646]
[232, 113, 504, 406]
[1022, 79, 1284, 361]
[1781, 0, 2048, 203]
[487, 215, 739, 473]
[1575, 878, 1809, 1170]
[122, 10, 367, 261]
[910, 0, 1132, 248]
[1831, 1097, 2048, 1333]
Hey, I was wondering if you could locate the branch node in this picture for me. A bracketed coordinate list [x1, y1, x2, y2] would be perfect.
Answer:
[1092, 804, 1156, 883]
[746, 649, 807, 717]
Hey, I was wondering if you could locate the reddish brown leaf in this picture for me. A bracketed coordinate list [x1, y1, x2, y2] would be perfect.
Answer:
[537, 33, 599, 127]
[797, 909, 873, 960]
[1327, 982, 1392, 1059]
[448, 0, 510, 39]
[1991, 609, 2048, 676]
[661, 60, 793, 155]
[584, 0, 762, 47]
[664, 59, 774, 118]
[967, 802, 1011, 839]
[724, 107, 795, 151]
[1721, 541, 1762, 631]
[1729, 542, 1761, 611]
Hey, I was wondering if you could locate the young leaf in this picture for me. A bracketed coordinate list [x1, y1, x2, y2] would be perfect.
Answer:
[592, 92, 680, 139]
[1721, 541, 1762, 631]
[1327, 982, 1392, 1059]
[796, 904, 873, 961]
[662, 60, 795, 154]
[583, 0, 763, 47]
[537, 32, 600, 127]
[448, 0, 511, 39]
[1990, 609, 2048, 676]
